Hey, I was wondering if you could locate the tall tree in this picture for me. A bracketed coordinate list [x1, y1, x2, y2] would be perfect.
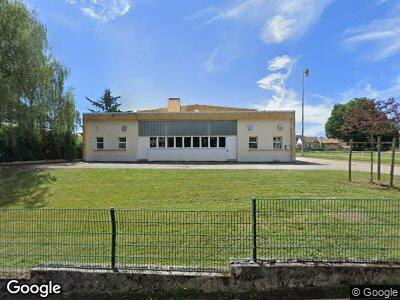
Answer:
[0, 0, 80, 161]
[325, 97, 399, 145]
[86, 89, 121, 113]
[344, 100, 396, 139]
[325, 98, 375, 142]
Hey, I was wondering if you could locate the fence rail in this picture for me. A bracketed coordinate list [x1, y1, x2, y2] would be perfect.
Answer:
[1, 198, 399, 277]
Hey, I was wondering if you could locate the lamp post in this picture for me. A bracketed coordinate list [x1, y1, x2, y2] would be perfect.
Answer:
[301, 68, 310, 154]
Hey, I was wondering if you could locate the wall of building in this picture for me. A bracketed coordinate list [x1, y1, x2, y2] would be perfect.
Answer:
[137, 136, 237, 161]
[84, 120, 138, 162]
[237, 119, 293, 162]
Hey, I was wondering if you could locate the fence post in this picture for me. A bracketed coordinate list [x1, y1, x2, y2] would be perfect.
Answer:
[377, 135, 382, 182]
[370, 135, 374, 183]
[251, 197, 257, 262]
[110, 207, 117, 271]
[390, 138, 396, 187]
[348, 139, 353, 182]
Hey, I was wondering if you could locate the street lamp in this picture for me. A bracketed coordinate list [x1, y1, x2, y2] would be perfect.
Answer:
[301, 68, 310, 154]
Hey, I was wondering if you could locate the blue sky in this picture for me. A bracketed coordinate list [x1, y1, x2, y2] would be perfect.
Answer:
[24, 0, 400, 135]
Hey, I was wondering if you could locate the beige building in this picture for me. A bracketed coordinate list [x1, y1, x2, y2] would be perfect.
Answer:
[83, 98, 296, 162]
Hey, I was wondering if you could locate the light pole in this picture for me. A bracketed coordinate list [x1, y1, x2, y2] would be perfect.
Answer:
[301, 68, 310, 154]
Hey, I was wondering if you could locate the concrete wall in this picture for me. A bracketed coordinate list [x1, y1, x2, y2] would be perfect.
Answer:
[237, 119, 293, 162]
[84, 120, 138, 162]
[3, 261, 399, 298]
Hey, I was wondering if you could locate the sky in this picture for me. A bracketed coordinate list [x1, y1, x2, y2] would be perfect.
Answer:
[24, 0, 400, 136]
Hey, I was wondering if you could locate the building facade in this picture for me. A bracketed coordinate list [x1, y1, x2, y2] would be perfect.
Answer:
[83, 98, 296, 162]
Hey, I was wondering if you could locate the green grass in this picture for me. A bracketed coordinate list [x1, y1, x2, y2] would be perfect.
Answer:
[301, 150, 400, 164]
[0, 168, 399, 209]
[0, 168, 399, 275]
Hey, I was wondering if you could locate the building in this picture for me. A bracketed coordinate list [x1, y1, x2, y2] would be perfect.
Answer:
[319, 138, 341, 150]
[83, 98, 296, 162]
[296, 136, 320, 150]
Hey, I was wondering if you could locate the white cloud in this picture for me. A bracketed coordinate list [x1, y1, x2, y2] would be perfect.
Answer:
[200, 0, 334, 44]
[341, 18, 400, 60]
[66, 0, 132, 22]
[255, 55, 333, 135]
[260, 0, 334, 44]
[204, 45, 222, 73]
[340, 76, 400, 101]
[267, 55, 294, 71]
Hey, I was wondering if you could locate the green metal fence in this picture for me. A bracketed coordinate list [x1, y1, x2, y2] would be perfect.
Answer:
[1, 198, 399, 278]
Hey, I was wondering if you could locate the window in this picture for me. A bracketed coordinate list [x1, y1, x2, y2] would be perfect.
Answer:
[122, 125, 127, 132]
[277, 123, 284, 131]
[273, 136, 282, 150]
[210, 137, 217, 148]
[201, 137, 208, 147]
[184, 137, 191, 147]
[176, 137, 183, 148]
[118, 137, 126, 149]
[193, 137, 200, 148]
[249, 137, 258, 149]
[158, 137, 165, 148]
[96, 137, 104, 149]
[218, 137, 226, 148]
[167, 137, 174, 148]
[150, 137, 157, 148]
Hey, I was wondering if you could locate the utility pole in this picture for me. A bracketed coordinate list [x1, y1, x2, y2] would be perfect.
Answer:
[301, 69, 310, 153]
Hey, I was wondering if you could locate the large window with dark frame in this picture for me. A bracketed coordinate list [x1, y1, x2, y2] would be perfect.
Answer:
[201, 137, 208, 147]
[249, 137, 258, 149]
[193, 137, 200, 147]
[149, 136, 228, 149]
[210, 137, 217, 148]
[218, 137, 226, 148]
[96, 137, 104, 150]
[184, 137, 191, 147]
[167, 137, 174, 148]
[176, 137, 183, 148]
[118, 137, 126, 149]
[273, 136, 282, 150]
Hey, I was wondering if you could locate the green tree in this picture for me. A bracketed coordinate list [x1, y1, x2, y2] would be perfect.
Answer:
[86, 89, 121, 113]
[0, 0, 80, 161]
[325, 98, 376, 142]
[325, 97, 398, 146]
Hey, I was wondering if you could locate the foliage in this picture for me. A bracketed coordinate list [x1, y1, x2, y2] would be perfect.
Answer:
[86, 88, 121, 112]
[325, 98, 399, 145]
[0, 0, 80, 161]
[344, 99, 397, 140]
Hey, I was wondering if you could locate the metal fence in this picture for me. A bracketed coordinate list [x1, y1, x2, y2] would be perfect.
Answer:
[1, 198, 399, 277]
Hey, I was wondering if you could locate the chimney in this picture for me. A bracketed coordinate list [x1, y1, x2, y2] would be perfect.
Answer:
[167, 98, 181, 112]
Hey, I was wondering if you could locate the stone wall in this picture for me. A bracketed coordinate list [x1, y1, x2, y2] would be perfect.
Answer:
[1, 261, 400, 299]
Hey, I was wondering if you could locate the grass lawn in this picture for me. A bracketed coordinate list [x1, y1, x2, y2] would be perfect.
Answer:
[1, 168, 399, 275]
[0, 168, 400, 209]
[301, 150, 400, 164]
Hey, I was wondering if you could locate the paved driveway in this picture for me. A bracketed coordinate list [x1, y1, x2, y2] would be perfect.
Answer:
[6, 157, 397, 174]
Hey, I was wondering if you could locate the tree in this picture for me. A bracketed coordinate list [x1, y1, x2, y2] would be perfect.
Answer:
[86, 89, 121, 113]
[325, 97, 399, 142]
[0, 0, 80, 161]
[344, 100, 397, 141]
[325, 98, 376, 142]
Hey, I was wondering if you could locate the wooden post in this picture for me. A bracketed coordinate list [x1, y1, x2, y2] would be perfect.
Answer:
[348, 139, 353, 182]
[377, 135, 382, 183]
[370, 134, 374, 183]
[390, 138, 396, 187]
